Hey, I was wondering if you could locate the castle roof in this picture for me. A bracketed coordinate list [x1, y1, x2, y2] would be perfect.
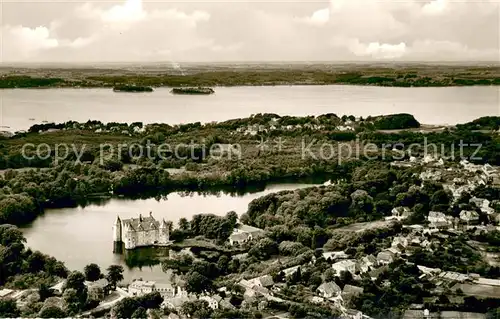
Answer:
[123, 213, 160, 232]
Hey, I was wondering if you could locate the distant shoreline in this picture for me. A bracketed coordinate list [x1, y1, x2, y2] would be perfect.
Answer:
[0, 65, 499, 88]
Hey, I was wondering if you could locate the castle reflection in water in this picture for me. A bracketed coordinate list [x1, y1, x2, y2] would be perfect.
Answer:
[115, 245, 170, 270]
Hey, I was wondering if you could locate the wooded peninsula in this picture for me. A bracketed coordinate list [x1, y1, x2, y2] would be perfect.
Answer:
[0, 63, 499, 88]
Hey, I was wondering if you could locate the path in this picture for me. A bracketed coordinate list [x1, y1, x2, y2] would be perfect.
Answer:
[79, 287, 131, 317]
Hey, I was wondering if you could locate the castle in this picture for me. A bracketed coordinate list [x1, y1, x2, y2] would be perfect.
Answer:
[113, 212, 170, 251]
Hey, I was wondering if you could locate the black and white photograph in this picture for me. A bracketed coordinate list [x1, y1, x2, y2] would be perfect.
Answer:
[0, 0, 499, 318]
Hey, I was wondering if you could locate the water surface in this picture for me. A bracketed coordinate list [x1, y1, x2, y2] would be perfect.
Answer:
[2, 86, 498, 131]
[21, 183, 315, 282]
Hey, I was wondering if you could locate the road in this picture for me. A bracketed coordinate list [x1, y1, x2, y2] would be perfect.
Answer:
[79, 287, 131, 317]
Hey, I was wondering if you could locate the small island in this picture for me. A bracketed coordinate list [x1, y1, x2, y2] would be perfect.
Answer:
[113, 85, 153, 93]
[170, 87, 215, 95]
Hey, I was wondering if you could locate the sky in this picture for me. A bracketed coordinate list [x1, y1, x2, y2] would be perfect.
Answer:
[1, 0, 499, 62]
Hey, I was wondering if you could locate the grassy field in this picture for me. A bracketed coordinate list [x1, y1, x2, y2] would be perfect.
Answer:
[0, 63, 499, 88]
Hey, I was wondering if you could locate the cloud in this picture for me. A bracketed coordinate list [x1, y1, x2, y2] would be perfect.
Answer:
[1, 0, 498, 62]
[102, 0, 146, 23]
[422, 0, 448, 15]
[331, 37, 407, 59]
[2, 25, 59, 61]
[365, 42, 407, 59]
[304, 8, 330, 25]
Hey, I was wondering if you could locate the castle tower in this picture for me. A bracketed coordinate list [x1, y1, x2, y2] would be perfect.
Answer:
[159, 219, 170, 244]
[112, 215, 123, 253]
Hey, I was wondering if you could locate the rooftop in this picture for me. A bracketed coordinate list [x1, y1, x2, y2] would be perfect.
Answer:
[131, 280, 156, 287]
[119, 213, 168, 232]
[0, 289, 13, 298]
[237, 224, 264, 234]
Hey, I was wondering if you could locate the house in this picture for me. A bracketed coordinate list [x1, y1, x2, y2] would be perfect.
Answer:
[50, 280, 66, 296]
[389, 207, 412, 221]
[249, 275, 274, 288]
[341, 285, 364, 303]
[154, 283, 177, 299]
[252, 285, 271, 296]
[220, 298, 235, 310]
[420, 170, 442, 181]
[0, 289, 13, 299]
[229, 232, 251, 246]
[128, 280, 178, 298]
[129, 280, 155, 295]
[377, 250, 395, 264]
[200, 296, 219, 310]
[482, 164, 496, 177]
[322, 251, 349, 261]
[237, 224, 265, 236]
[435, 158, 445, 166]
[310, 296, 325, 304]
[163, 296, 192, 309]
[411, 237, 422, 246]
[387, 247, 401, 255]
[369, 265, 388, 281]
[428, 212, 449, 228]
[438, 271, 469, 283]
[359, 254, 378, 272]
[332, 260, 358, 275]
[86, 279, 110, 300]
[361, 254, 377, 268]
[238, 279, 253, 290]
[470, 197, 490, 208]
[392, 236, 409, 249]
[316, 282, 341, 298]
[417, 265, 441, 276]
[459, 210, 480, 224]
[0, 131, 14, 138]
[282, 265, 300, 277]
[229, 224, 264, 246]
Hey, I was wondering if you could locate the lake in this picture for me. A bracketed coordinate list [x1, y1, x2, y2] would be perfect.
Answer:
[1, 86, 498, 132]
[20, 183, 317, 282]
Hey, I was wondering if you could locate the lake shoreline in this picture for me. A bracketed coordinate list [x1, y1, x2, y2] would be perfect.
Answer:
[1, 65, 499, 88]
[1, 81, 499, 90]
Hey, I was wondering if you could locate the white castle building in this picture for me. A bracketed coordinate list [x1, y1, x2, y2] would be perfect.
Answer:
[113, 212, 170, 251]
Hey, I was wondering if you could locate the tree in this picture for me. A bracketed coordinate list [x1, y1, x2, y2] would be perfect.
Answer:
[226, 211, 238, 227]
[38, 283, 53, 302]
[438, 294, 450, 304]
[0, 224, 26, 247]
[324, 268, 336, 283]
[309, 273, 322, 289]
[217, 255, 229, 274]
[248, 237, 278, 260]
[185, 271, 212, 294]
[84, 263, 102, 282]
[64, 271, 86, 293]
[102, 159, 124, 172]
[228, 258, 240, 273]
[375, 200, 392, 216]
[63, 288, 85, 315]
[106, 264, 124, 288]
[136, 292, 163, 309]
[131, 306, 147, 319]
[181, 300, 212, 318]
[430, 190, 451, 208]
[178, 218, 190, 232]
[27, 251, 46, 273]
[39, 306, 67, 318]
[339, 270, 353, 286]
[0, 299, 20, 318]
[113, 297, 139, 318]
